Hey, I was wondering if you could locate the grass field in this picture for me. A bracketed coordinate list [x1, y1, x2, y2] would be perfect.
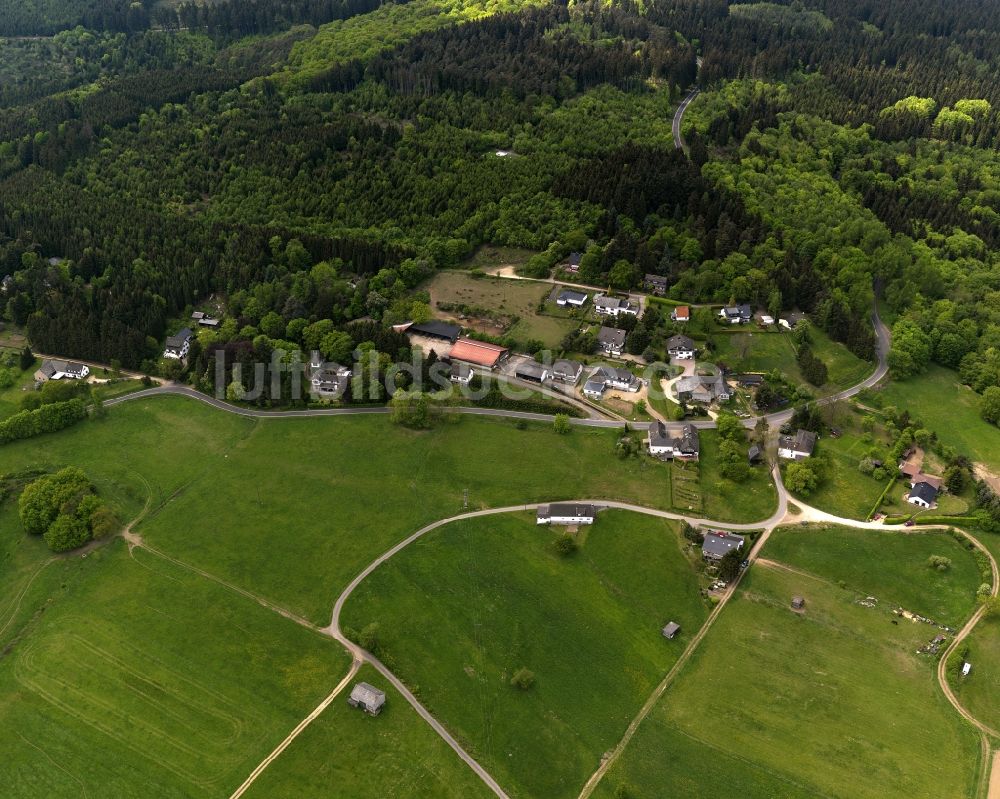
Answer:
[709, 326, 871, 395]
[595, 546, 982, 799]
[340, 510, 709, 799]
[879, 365, 1000, 471]
[460, 244, 538, 272]
[425, 271, 578, 347]
[242, 663, 494, 798]
[950, 614, 1000, 734]
[697, 430, 777, 523]
[0, 535, 351, 798]
[762, 525, 981, 626]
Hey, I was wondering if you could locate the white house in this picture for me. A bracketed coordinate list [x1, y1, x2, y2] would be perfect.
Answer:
[450, 362, 473, 384]
[556, 290, 588, 308]
[594, 295, 639, 317]
[597, 326, 627, 356]
[907, 481, 938, 509]
[536, 503, 596, 525]
[588, 365, 639, 392]
[582, 377, 606, 399]
[778, 429, 817, 460]
[34, 359, 90, 381]
[648, 421, 700, 460]
[310, 360, 352, 398]
[666, 334, 696, 360]
[163, 327, 194, 360]
[719, 304, 752, 324]
[671, 305, 690, 323]
[551, 359, 583, 384]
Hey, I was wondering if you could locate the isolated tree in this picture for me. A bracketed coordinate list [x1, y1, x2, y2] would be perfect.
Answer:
[927, 555, 952, 572]
[554, 533, 578, 556]
[553, 414, 571, 434]
[510, 667, 536, 690]
[19, 345, 34, 371]
[717, 548, 742, 582]
[785, 461, 820, 496]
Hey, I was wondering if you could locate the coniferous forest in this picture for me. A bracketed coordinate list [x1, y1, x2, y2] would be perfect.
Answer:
[0, 0, 999, 399]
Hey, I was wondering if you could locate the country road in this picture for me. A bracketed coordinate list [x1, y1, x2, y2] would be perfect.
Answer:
[673, 87, 700, 150]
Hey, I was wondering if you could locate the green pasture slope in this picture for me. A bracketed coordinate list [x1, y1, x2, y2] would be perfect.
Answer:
[0, 395, 773, 625]
[595, 535, 982, 799]
[0, 535, 351, 798]
[241, 664, 493, 799]
[341, 510, 709, 799]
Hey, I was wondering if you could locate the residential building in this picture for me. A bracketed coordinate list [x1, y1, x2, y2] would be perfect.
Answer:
[449, 338, 509, 369]
[644, 274, 668, 295]
[163, 327, 194, 360]
[671, 305, 690, 323]
[191, 311, 205, 321]
[566, 252, 581, 272]
[778, 429, 818, 460]
[310, 362, 352, 399]
[515, 361, 548, 383]
[588, 365, 639, 392]
[551, 359, 583, 384]
[594, 295, 639, 318]
[907, 481, 938, 509]
[748, 444, 763, 464]
[34, 359, 90, 382]
[536, 503, 596, 525]
[583, 377, 606, 399]
[198, 317, 221, 328]
[348, 682, 386, 716]
[647, 421, 700, 460]
[0, 274, 14, 294]
[702, 531, 745, 561]
[597, 326, 627, 356]
[666, 334, 696, 360]
[450, 362, 473, 384]
[556, 290, 588, 308]
[662, 621, 680, 639]
[676, 374, 730, 404]
[719, 304, 752, 324]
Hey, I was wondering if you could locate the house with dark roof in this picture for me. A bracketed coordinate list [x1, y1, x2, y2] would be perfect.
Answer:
[647, 421, 700, 460]
[748, 444, 763, 464]
[597, 326, 627, 356]
[556, 290, 588, 308]
[310, 362, 352, 399]
[551, 359, 583, 384]
[594, 295, 639, 318]
[515, 361, 548, 383]
[348, 682, 386, 715]
[666, 334, 696, 360]
[34, 359, 90, 382]
[719, 304, 753, 324]
[588, 365, 639, 392]
[163, 328, 194, 360]
[583, 377, 607, 399]
[566, 252, 581, 272]
[702, 531, 745, 561]
[536, 503, 596, 525]
[778, 429, 817, 460]
[407, 320, 461, 343]
[644, 274, 668, 296]
[676, 374, 730, 404]
[907, 481, 939, 509]
[198, 316, 221, 328]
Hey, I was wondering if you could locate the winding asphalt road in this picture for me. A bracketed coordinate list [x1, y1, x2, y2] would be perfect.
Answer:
[673, 87, 700, 150]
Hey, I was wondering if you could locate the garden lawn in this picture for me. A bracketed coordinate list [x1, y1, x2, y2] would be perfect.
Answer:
[760, 525, 981, 626]
[461, 244, 538, 271]
[696, 430, 777, 523]
[0, 539, 351, 799]
[595, 559, 982, 799]
[879, 365, 1000, 472]
[710, 325, 871, 395]
[788, 433, 888, 520]
[340, 510, 709, 799]
[242, 664, 493, 799]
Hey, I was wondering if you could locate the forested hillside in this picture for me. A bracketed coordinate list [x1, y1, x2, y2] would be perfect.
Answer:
[0, 0, 998, 402]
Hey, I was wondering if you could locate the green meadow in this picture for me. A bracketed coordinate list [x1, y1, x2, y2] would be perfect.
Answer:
[595, 537, 982, 799]
[341, 510, 709, 799]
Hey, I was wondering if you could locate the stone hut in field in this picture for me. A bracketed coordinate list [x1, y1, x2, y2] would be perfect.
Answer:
[348, 682, 386, 716]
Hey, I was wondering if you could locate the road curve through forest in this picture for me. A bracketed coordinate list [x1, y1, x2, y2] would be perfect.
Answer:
[673, 87, 700, 150]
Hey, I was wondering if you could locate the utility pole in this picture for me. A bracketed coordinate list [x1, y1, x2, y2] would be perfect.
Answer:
[463, 488, 469, 510]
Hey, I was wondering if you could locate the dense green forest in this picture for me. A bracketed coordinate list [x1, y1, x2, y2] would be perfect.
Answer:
[0, 0, 998, 404]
